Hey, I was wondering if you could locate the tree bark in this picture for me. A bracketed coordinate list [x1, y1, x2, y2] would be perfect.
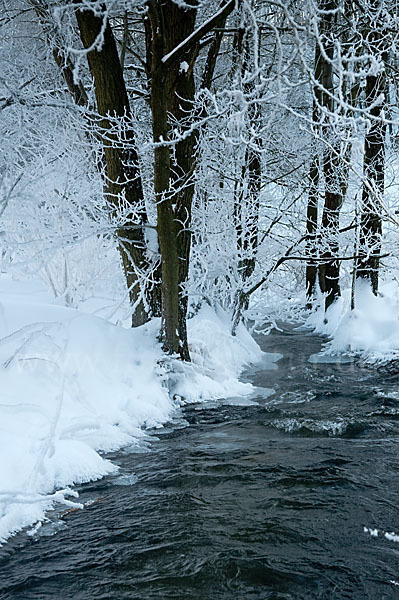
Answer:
[357, 20, 386, 295]
[305, 155, 319, 307]
[75, 5, 161, 325]
[306, 36, 323, 307]
[232, 23, 261, 332]
[316, 0, 343, 312]
[146, 0, 197, 359]
[319, 162, 342, 311]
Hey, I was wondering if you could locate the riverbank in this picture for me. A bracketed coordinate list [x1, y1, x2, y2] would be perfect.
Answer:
[0, 277, 262, 545]
[2, 325, 399, 599]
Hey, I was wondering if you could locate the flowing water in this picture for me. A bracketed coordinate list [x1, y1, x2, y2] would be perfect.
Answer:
[1, 326, 399, 599]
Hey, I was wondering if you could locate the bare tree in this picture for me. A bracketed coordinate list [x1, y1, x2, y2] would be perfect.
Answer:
[356, 0, 388, 295]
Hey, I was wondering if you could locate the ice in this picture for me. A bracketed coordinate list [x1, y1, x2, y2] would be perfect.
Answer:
[250, 386, 275, 400]
[112, 474, 138, 486]
[27, 518, 67, 539]
[244, 352, 282, 374]
[222, 396, 259, 406]
[179, 61, 189, 73]
[308, 353, 353, 364]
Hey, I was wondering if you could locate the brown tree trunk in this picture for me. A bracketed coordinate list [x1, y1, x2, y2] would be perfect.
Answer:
[305, 155, 319, 307]
[319, 167, 342, 311]
[146, 0, 197, 360]
[145, 0, 236, 357]
[306, 37, 323, 307]
[357, 25, 386, 295]
[316, 0, 343, 312]
[232, 24, 261, 333]
[75, 6, 161, 325]
[172, 72, 197, 361]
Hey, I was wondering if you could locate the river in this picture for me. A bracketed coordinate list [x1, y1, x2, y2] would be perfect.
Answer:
[1, 325, 399, 599]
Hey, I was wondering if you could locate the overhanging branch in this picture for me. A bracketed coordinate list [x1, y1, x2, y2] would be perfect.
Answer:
[161, 0, 237, 69]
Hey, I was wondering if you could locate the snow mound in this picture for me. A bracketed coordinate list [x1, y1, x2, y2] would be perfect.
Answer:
[307, 280, 399, 362]
[0, 278, 261, 545]
[169, 304, 263, 404]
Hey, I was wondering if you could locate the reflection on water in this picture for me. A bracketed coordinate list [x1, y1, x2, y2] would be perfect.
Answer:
[1, 326, 399, 599]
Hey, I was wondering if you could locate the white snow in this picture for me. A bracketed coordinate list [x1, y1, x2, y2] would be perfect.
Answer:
[307, 279, 399, 362]
[175, 304, 263, 403]
[364, 526, 399, 543]
[364, 526, 379, 537]
[385, 531, 399, 543]
[161, 2, 233, 65]
[0, 277, 262, 545]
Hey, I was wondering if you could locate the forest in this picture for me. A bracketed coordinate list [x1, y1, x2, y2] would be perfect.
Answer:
[1, 0, 399, 596]
[2, 0, 398, 356]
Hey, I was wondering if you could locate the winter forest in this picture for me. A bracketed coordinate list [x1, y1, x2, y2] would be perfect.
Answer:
[1, 0, 399, 597]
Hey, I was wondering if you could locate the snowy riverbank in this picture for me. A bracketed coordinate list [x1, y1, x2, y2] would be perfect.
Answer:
[307, 279, 399, 363]
[0, 277, 262, 545]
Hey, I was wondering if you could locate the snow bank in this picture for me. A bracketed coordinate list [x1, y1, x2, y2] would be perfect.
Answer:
[307, 279, 399, 361]
[0, 278, 261, 545]
[170, 304, 263, 403]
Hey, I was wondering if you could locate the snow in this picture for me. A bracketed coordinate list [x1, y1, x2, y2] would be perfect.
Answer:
[364, 527, 379, 537]
[306, 279, 399, 362]
[175, 304, 263, 403]
[385, 531, 399, 543]
[161, 2, 233, 65]
[364, 526, 399, 543]
[0, 277, 262, 546]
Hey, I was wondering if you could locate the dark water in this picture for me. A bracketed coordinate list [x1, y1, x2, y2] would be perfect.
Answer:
[1, 326, 399, 599]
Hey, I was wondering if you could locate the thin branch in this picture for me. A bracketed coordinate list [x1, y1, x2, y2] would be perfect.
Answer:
[246, 221, 361, 298]
[161, 0, 237, 69]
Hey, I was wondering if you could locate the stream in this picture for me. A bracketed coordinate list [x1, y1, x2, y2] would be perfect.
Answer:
[1, 326, 399, 599]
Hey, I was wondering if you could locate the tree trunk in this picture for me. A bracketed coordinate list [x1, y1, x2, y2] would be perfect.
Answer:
[318, 164, 342, 311]
[306, 37, 323, 307]
[232, 24, 261, 332]
[308, 1, 356, 309]
[357, 24, 386, 295]
[305, 155, 319, 307]
[75, 6, 161, 325]
[146, 0, 236, 357]
[316, 0, 343, 312]
[172, 70, 197, 361]
[146, 0, 197, 360]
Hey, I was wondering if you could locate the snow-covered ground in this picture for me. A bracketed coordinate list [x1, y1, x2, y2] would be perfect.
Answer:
[0, 277, 262, 545]
[307, 279, 399, 362]
[4, 271, 397, 547]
